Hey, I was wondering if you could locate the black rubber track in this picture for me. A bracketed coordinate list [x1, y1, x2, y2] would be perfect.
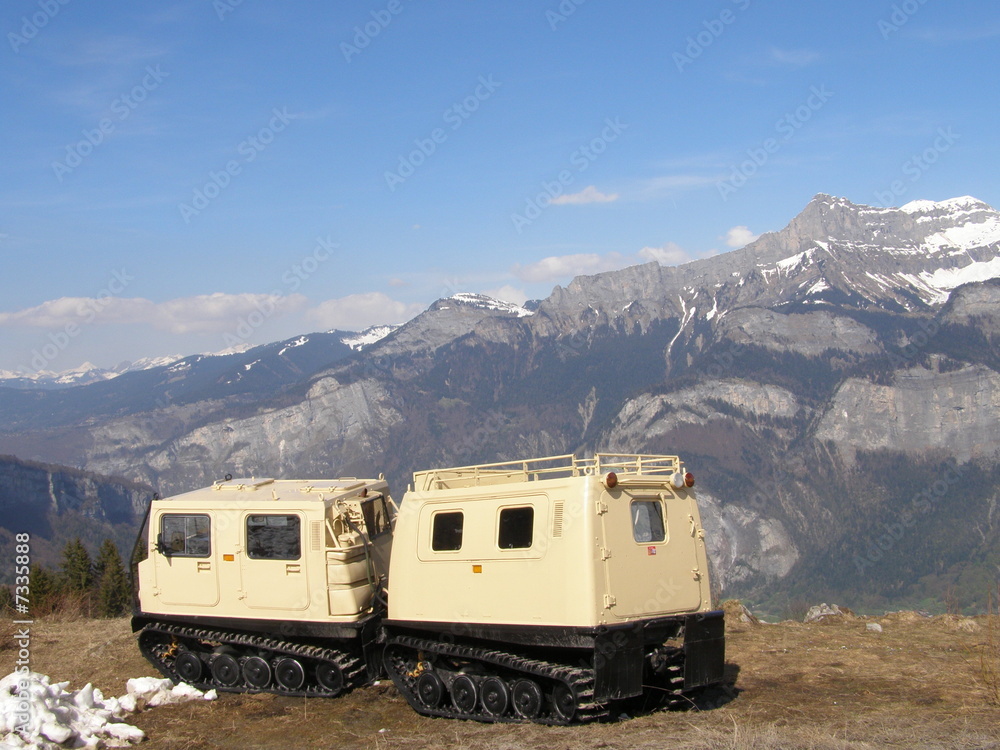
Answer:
[137, 621, 366, 698]
[383, 634, 611, 724]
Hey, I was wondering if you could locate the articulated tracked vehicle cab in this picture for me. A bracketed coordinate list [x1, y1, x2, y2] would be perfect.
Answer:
[132, 475, 394, 697]
[382, 453, 725, 723]
[131, 454, 725, 723]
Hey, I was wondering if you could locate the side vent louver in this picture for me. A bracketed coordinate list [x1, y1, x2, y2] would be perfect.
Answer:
[310, 521, 322, 552]
[552, 502, 564, 538]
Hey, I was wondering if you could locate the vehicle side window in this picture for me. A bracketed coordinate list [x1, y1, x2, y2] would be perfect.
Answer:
[246, 514, 301, 560]
[631, 500, 665, 543]
[361, 496, 390, 538]
[431, 511, 463, 551]
[160, 514, 211, 557]
[498, 507, 533, 549]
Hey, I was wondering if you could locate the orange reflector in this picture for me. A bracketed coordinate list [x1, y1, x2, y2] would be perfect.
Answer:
[223, 554, 235, 561]
[604, 472, 618, 489]
[472, 564, 483, 574]
[684, 472, 695, 488]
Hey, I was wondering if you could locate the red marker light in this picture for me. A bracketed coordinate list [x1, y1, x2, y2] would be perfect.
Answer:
[684, 472, 695, 488]
[604, 472, 618, 489]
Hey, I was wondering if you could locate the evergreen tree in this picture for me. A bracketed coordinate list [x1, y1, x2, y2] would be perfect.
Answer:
[29, 563, 59, 615]
[60, 537, 93, 593]
[95, 539, 131, 617]
[94, 539, 120, 583]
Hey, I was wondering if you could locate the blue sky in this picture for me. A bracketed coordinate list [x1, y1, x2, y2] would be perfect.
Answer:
[2, 0, 999, 373]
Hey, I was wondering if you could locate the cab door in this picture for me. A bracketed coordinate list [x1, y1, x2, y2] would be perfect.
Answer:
[152, 511, 220, 607]
[604, 491, 702, 618]
[239, 512, 311, 611]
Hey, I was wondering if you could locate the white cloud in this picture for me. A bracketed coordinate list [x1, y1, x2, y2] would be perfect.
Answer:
[768, 47, 820, 67]
[636, 174, 722, 199]
[306, 292, 425, 331]
[0, 297, 154, 328]
[153, 293, 308, 334]
[512, 252, 628, 283]
[513, 240, 704, 282]
[0, 293, 308, 334]
[482, 285, 528, 306]
[907, 25, 1000, 44]
[550, 185, 619, 205]
[638, 242, 691, 266]
[724, 226, 760, 248]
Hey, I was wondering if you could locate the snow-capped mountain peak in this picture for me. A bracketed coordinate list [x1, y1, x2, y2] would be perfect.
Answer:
[899, 195, 991, 215]
[545, 193, 1000, 326]
[0, 356, 185, 390]
[445, 292, 534, 317]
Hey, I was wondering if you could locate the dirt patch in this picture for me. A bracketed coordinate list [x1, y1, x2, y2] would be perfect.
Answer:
[2, 615, 999, 749]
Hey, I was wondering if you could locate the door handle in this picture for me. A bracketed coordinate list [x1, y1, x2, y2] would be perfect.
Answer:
[285, 564, 301, 575]
[197, 561, 211, 572]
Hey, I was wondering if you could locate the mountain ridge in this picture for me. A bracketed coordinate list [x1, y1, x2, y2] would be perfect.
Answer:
[1, 193, 998, 612]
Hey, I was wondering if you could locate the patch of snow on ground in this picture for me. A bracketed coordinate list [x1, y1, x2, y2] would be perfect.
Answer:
[922, 218, 1000, 253]
[918, 255, 1000, 294]
[895, 272, 950, 305]
[1, 672, 216, 749]
[277, 336, 309, 357]
[341, 325, 398, 351]
[775, 248, 816, 273]
[705, 296, 719, 321]
[449, 293, 534, 317]
[806, 279, 830, 295]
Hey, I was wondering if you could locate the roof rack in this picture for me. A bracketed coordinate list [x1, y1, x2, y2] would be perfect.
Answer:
[412, 453, 682, 491]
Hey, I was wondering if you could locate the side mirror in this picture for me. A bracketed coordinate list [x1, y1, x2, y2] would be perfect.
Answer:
[155, 534, 171, 556]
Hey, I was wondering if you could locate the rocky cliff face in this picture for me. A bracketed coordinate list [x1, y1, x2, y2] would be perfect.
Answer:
[815, 361, 1000, 462]
[0, 455, 152, 579]
[715, 308, 881, 356]
[1, 194, 998, 610]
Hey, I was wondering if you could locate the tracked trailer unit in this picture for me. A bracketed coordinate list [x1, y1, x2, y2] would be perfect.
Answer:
[382, 453, 724, 723]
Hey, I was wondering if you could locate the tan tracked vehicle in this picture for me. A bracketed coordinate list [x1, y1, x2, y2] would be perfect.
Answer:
[132, 454, 725, 723]
[381, 453, 724, 723]
[132, 475, 394, 697]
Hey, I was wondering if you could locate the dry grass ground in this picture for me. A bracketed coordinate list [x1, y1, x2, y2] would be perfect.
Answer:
[3, 607, 1000, 750]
